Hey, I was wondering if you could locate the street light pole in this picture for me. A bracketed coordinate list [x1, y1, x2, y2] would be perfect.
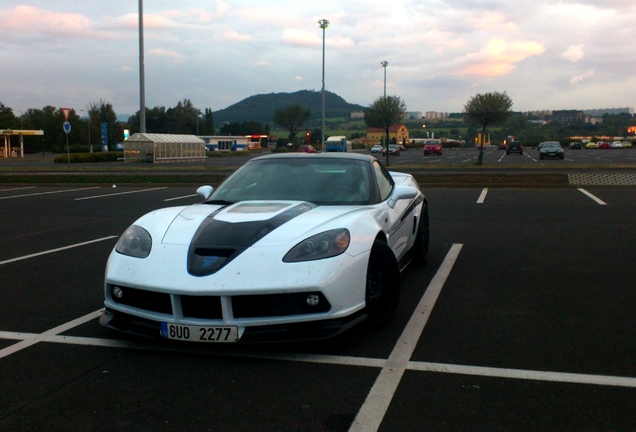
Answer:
[139, 0, 146, 133]
[318, 19, 329, 151]
[381, 61, 388, 157]
[381, 61, 388, 98]
[81, 109, 91, 151]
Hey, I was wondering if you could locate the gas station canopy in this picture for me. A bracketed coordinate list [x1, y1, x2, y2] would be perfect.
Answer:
[1, 129, 44, 158]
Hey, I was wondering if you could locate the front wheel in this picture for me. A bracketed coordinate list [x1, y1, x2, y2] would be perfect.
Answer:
[364, 241, 401, 330]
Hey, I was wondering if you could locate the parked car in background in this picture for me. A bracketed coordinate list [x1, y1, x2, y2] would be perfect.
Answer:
[597, 142, 611, 149]
[611, 141, 623, 149]
[297, 144, 317, 153]
[568, 142, 582, 149]
[586, 142, 598, 149]
[370, 145, 382, 154]
[497, 143, 506, 150]
[539, 141, 565, 159]
[506, 141, 523, 155]
[398, 144, 407, 152]
[423, 139, 443, 156]
[622, 141, 633, 148]
[382, 144, 400, 156]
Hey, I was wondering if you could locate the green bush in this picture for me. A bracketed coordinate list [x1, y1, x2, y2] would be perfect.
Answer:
[53, 152, 123, 163]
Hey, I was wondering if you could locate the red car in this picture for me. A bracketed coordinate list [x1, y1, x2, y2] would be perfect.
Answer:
[597, 141, 611, 149]
[297, 144, 317, 153]
[423, 139, 443, 156]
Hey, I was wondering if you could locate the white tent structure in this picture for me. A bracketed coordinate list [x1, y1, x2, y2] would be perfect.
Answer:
[124, 133, 207, 163]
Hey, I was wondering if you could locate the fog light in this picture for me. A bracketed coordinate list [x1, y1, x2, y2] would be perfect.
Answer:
[112, 286, 123, 299]
[306, 294, 320, 306]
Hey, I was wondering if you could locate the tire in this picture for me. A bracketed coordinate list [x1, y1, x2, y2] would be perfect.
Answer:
[413, 206, 429, 266]
[364, 241, 401, 330]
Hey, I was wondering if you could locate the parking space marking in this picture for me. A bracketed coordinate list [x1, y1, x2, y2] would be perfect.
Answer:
[577, 188, 607, 205]
[0, 309, 103, 360]
[0, 186, 37, 192]
[476, 188, 488, 204]
[75, 187, 168, 200]
[350, 243, 463, 432]
[409, 362, 636, 389]
[0, 187, 99, 200]
[164, 194, 198, 201]
[0, 236, 118, 266]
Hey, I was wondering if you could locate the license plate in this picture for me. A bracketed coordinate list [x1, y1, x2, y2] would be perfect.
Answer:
[160, 322, 239, 343]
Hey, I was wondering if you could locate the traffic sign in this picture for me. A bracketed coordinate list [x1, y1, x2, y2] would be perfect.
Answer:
[63, 121, 71, 134]
[61, 108, 71, 121]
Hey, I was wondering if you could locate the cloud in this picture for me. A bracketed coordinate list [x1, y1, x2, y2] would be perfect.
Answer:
[2, 5, 95, 37]
[468, 11, 519, 32]
[560, 44, 584, 63]
[295, 76, 303, 81]
[570, 69, 594, 84]
[457, 38, 546, 77]
[223, 31, 252, 42]
[150, 48, 186, 64]
[281, 29, 320, 47]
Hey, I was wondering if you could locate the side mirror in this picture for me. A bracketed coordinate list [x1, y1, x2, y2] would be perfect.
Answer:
[196, 185, 214, 200]
[387, 185, 418, 208]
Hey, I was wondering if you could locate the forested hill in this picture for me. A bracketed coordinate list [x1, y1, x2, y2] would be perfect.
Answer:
[212, 90, 366, 124]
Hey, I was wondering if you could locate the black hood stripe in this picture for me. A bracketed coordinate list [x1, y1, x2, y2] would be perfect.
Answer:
[187, 202, 315, 276]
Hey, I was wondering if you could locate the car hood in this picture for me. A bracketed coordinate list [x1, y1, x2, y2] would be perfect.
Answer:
[156, 201, 362, 248]
[147, 200, 366, 277]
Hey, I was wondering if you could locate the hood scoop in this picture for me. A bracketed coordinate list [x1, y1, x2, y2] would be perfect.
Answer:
[187, 202, 314, 277]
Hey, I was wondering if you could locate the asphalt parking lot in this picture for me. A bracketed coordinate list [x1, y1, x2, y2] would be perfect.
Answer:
[1, 185, 636, 430]
[376, 146, 636, 167]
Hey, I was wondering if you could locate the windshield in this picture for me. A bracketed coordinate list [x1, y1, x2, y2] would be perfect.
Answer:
[208, 157, 373, 206]
[542, 142, 560, 149]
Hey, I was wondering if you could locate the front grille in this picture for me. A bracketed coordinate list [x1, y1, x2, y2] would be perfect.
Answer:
[232, 292, 331, 318]
[181, 295, 223, 319]
[110, 285, 172, 314]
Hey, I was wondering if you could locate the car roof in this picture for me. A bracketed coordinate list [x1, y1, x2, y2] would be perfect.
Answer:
[251, 152, 375, 163]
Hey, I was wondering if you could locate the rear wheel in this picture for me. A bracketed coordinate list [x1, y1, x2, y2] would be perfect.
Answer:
[364, 241, 401, 329]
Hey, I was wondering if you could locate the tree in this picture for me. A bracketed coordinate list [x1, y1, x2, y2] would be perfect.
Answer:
[272, 104, 311, 144]
[463, 91, 513, 164]
[363, 95, 406, 166]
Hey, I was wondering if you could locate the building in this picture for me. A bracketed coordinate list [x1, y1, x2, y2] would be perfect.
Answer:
[425, 112, 449, 120]
[366, 124, 409, 145]
[582, 107, 634, 117]
[404, 111, 423, 120]
[124, 133, 206, 163]
[350, 111, 364, 119]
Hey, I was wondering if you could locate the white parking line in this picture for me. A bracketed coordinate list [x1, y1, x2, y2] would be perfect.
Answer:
[0, 309, 103, 359]
[0, 186, 37, 192]
[578, 188, 607, 205]
[0, 236, 118, 266]
[477, 188, 489, 204]
[350, 243, 463, 432]
[0, 187, 99, 200]
[75, 187, 168, 200]
[409, 361, 636, 389]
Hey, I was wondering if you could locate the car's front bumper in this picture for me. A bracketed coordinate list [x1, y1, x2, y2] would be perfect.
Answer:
[100, 307, 367, 343]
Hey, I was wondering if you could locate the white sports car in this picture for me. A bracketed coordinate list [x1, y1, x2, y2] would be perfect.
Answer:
[100, 153, 429, 343]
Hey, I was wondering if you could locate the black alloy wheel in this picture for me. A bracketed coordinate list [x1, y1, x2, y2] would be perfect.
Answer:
[364, 240, 401, 329]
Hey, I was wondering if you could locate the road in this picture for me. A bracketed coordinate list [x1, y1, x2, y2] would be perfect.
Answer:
[1, 185, 635, 430]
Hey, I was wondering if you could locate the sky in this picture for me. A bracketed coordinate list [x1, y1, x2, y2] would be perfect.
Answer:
[1, 0, 636, 118]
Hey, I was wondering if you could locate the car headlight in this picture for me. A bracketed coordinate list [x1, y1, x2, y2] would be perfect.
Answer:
[283, 229, 350, 263]
[115, 225, 152, 258]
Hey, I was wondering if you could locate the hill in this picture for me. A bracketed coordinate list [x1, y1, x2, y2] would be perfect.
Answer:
[212, 90, 366, 125]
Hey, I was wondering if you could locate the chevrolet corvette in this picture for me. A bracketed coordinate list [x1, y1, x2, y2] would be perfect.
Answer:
[100, 153, 429, 343]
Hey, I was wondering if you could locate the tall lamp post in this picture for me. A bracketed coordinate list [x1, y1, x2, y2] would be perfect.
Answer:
[81, 109, 92, 152]
[318, 19, 329, 151]
[381, 61, 388, 97]
[381, 61, 388, 153]
[139, 0, 146, 133]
